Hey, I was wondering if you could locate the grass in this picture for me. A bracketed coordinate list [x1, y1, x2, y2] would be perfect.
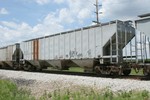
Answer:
[47, 67, 84, 72]
[39, 86, 150, 100]
[0, 79, 149, 100]
[68, 67, 84, 72]
[131, 69, 143, 75]
[0, 80, 35, 100]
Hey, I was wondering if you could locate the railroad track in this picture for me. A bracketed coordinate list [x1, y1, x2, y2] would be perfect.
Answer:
[1, 68, 149, 81]
[41, 70, 150, 80]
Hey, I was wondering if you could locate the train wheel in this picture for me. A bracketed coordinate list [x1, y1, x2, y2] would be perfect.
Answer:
[35, 67, 42, 72]
[143, 67, 150, 76]
[13, 63, 20, 70]
[13, 65, 19, 70]
[23, 64, 34, 71]
[123, 69, 131, 76]
[94, 66, 102, 76]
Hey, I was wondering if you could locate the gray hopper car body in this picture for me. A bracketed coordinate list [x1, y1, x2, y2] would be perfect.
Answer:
[19, 20, 135, 73]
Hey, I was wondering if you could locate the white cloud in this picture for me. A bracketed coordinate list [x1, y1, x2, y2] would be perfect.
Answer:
[0, 8, 9, 15]
[0, 22, 31, 47]
[33, 0, 65, 5]
[28, 0, 150, 23]
[54, 0, 64, 4]
[33, 0, 50, 5]
[77, 8, 91, 19]
[1, 21, 18, 29]
[30, 0, 95, 25]
[100, 0, 150, 22]
[58, 8, 74, 23]
[32, 12, 64, 35]
[0, 12, 65, 47]
[61, 0, 95, 24]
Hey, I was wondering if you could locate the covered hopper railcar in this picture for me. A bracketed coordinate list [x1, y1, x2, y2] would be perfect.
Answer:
[0, 44, 23, 69]
[17, 20, 135, 75]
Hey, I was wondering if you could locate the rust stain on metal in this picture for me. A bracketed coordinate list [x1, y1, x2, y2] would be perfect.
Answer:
[33, 39, 39, 60]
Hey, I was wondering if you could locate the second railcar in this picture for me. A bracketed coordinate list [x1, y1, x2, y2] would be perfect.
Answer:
[0, 44, 22, 69]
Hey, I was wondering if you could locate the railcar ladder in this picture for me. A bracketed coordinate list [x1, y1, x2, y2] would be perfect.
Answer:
[130, 32, 147, 63]
[110, 36, 117, 63]
[129, 36, 137, 63]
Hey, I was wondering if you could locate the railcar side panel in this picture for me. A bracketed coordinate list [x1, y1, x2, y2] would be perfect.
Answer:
[20, 40, 34, 60]
[39, 38, 44, 60]
[6, 46, 12, 61]
[102, 23, 116, 47]
[54, 35, 59, 59]
[64, 33, 70, 59]
[6, 45, 16, 61]
[75, 30, 82, 59]
[135, 18, 150, 37]
[82, 29, 89, 58]
[0, 47, 7, 61]
[49, 37, 54, 59]
[59, 34, 65, 59]
[44, 37, 50, 60]
[95, 26, 102, 57]
[70, 31, 76, 59]
[89, 28, 96, 58]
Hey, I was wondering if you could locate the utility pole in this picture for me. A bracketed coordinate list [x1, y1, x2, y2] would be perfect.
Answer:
[95, 0, 99, 23]
[93, 0, 102, 24]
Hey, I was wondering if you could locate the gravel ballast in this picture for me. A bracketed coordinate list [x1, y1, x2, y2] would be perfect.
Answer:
[0, 69, 150, 97]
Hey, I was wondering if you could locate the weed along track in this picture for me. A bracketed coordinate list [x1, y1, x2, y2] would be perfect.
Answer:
[0, 79, 149, 100]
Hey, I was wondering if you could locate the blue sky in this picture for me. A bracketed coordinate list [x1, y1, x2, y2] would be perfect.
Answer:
[0, 0, 150, 46]
[0, 0, 94, 27]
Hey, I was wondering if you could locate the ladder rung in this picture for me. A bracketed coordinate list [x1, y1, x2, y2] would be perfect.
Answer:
[137, 49, 142, 50]
[137, 55, 143, 57]
[137, 42, 142, 43]
[118, 43, 125, 44]
[131, 51, 136, 52]
[131, 45, 136, 47]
